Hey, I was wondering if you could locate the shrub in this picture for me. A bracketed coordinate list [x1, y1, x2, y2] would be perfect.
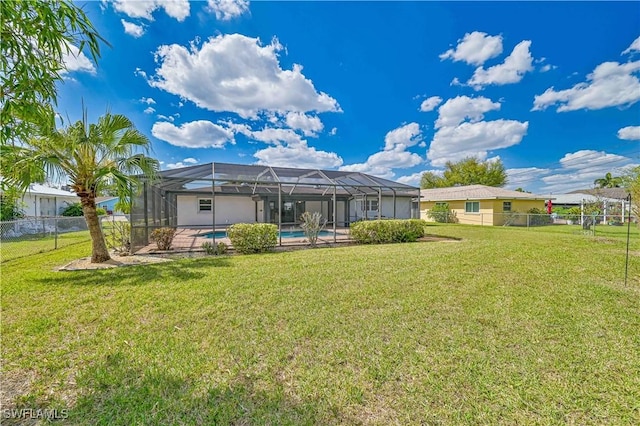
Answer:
[150, 227, 176, 251]
[227, 223, 277, 254]
[201, 241, 228, 255]
[350, 219, 426, 244]
[427, 203, 456, 223]
[61, 202, 83, 217]
[300, 211, 327, 247]
[0, 190, 25, 221]
[96, 207, 107, 216]
[106, 221, 131, 254]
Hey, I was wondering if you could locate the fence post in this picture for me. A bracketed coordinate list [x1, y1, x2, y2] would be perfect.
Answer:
[55, 216, 58, 249]
[527, 214, 530, 229]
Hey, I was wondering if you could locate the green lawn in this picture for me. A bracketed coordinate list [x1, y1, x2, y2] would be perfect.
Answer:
[0, 230, 91, 263]
[1, 224, 639, 424]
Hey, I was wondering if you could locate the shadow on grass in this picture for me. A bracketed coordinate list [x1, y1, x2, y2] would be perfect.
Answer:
[37, 257, 233, 287]
[68, 352, 322, 425]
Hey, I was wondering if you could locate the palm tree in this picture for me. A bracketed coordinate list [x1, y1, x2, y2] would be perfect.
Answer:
[0, 112, 158, 262]
[594, 172, 623, 188]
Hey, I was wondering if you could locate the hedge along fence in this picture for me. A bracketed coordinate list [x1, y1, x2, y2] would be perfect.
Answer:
[227, 223, 278, 254]
[350, 219, 427, 244]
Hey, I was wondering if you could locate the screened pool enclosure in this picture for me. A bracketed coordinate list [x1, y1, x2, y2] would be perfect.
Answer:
[130, 162, 420, 252]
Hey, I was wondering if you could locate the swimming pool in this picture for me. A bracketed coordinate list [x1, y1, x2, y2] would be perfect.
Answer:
[199, 230, 337, 239]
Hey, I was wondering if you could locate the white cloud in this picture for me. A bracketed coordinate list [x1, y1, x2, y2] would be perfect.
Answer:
[166, 157, 199, 169]
[151, 120, 234, 148]
[285, 112, 323, 136]
[140, 97, 156, 105]
[254, 142, 343, 169]
[427, 120, 529, 167]
[541, 163, 636, 194]
[157, 114, 175, 122]
[439, 31, 503, 66]
[110, 0, 190, 22]
[505, 167, 551, 190]
[396, 172, 426, 186]
[143, 107, 155, 114]
[207, 0, 249, 21]
[419, 96, 442, 112]
[61, 44, 96, 75]
[622, 36, 640, 55]
[149, 34, 341, 118]
[532, 61, 640, 112]
[339, 123, 424, 178]
[467, 40, 534, 90]
[329, 127, 337, 136]
[339, 147, 423, 179]
[121, 19, 145, 37]
[618, 126, 640, 140]
[426, 95, 527, 166]
[435, 95, 500, 129]
[134, 67, 147, 79]
[384, 122, 422, 150]
[559, 150, 630, 170]
[502, 151, 636, 194]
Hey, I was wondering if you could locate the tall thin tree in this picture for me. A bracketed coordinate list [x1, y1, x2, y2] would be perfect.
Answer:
[0, 112, 158, 262]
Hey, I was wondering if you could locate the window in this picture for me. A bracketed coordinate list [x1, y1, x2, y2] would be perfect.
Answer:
[465, 201, 480, 213]
[198, 199, 212, 212]
[360, 199, 379, 212]
[503, 201, 512, 212]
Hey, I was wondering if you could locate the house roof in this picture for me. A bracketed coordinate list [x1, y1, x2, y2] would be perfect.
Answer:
[553, 193, 623, 205]
[420, 185, 551, 202]
[23, 184, 77, 197]
[568, 187, 629, 200]
[96, 196, 119, 203]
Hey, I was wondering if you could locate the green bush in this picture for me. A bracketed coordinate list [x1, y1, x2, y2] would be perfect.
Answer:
[350, 219, 426, 244]
[61, 202, 107, 217]
[227, 223, 278, 254]
[150, 227, 176, 251]
[427, 203, 456, 223]
[201, 241, 228, 255]
[61, 202, 83, 217]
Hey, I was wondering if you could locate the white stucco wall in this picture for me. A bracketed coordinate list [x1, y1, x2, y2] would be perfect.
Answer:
[20, 194, 78, 217]
[177, 195, 257, 226]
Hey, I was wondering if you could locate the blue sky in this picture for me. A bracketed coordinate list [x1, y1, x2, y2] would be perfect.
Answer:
[57, 1, 640, 195]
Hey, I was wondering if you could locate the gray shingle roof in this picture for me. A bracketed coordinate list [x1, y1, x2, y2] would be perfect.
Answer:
[420, 185, 551, 201]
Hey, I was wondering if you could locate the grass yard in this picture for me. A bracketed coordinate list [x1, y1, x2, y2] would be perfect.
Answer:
[0, 230, 91, 263]
[1, 224, 639, 424]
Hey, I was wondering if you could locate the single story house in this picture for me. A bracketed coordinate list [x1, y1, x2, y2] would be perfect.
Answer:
[130, 162, 420, 252]
[420, 185, 551, 226]
[96, 196, 120, 215]
[1, 184, 78, 217]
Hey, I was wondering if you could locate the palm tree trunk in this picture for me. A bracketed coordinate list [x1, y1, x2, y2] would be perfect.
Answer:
[80, 196, 111, 263]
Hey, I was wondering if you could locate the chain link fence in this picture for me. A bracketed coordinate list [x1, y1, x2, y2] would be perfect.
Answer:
[427, 211, 637, 234]
[0, 216, 90, 262]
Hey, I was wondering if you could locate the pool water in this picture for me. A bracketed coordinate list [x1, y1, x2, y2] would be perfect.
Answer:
[200, 230, 336, 239]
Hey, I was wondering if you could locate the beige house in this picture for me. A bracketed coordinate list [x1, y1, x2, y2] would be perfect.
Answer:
[420, 185, 551, 226]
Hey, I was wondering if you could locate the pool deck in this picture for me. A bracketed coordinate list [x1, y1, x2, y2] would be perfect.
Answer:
[135, 227, 353, 254]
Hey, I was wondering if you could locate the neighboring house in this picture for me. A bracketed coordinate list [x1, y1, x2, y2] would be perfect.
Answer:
[420, 185, 550, 226]
[554, 188, 632, 222]
[1, 184, 78, 217]
[96, 196, 120, 214]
